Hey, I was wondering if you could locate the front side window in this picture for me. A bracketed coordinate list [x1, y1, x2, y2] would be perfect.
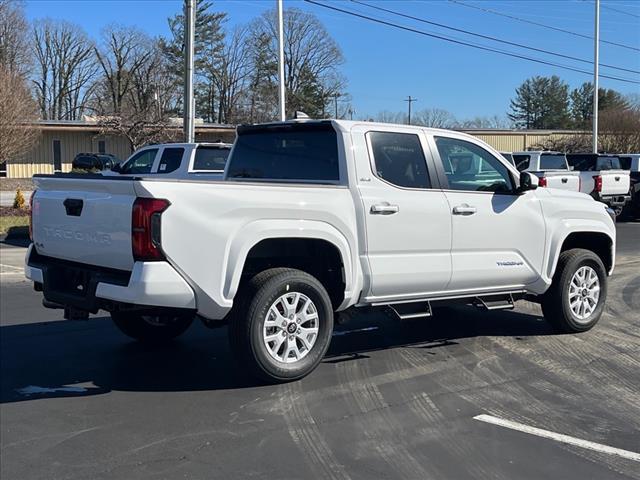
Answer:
[121, 149, 158, 175]
[192, 146, 229, 171]
[227, 124, 339, 182]
[435, 137, 513, 193]
[368, 131, 430, 188]
[513, 154, 531, 172]
[539, 154, 568, 170]
[157, 147, 184, 173]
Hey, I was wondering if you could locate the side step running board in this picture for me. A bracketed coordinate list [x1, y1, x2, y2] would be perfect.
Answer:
[475, 294, 515, 311]
[389, 301, 432, 320]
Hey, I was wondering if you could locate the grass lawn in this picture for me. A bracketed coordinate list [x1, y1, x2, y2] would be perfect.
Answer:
[0, 208, 29, 236]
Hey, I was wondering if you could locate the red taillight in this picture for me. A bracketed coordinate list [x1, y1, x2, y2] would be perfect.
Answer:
[538, 176, 547, 187]
[29, 190, 37, 241]
[132, 198, 170, 261]
[593, 175, 602, 193]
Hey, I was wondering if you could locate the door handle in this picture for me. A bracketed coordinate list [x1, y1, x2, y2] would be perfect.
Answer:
[370, 203, 399, 215]
[452, 204, 477, 215]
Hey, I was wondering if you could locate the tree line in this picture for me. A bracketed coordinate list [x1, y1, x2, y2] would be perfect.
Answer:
[1, 0, 347, 153]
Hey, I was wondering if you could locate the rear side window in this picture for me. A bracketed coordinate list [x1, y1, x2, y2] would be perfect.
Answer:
[121, 149, 158, 175]
[368, 132, 430, 188]
[513, 155, 530, 172]
[192, 147, 229, 171]
[157, 147, 184, 173]
[539, 154, 567, 170]
[227, 124, 339, 182]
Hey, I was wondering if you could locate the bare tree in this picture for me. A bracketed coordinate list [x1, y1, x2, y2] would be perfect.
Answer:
[32, 20, 97, 120]
[97, 114, 180, 153]
[250, 7, 345, 118]
[413, 108, 458, 128]
[94, 25, 155, 114]
[0, 68, 40, 165]
[459, 115, 513, 129]
[214, 26, 251, 124]
[0, 0, 30, 75]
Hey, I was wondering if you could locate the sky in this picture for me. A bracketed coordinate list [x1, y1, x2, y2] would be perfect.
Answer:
[24, 0, 640, 121]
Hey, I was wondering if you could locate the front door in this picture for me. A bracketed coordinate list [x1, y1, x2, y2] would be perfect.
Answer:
[430, 134, 546, 292]
[351, 126, 452, 302]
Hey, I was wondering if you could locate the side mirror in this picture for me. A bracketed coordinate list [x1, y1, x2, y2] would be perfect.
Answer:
[111, 163, 122, 173]
[517, 171, 538, 193]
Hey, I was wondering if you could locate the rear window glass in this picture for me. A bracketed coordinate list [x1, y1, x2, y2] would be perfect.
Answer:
[619, 157, 632, 170]
[227, 124, 339, 182]
[596, 157, 621, 170]
[157, 147, 184, 173]
[513, 155, 530, 172]
[192, 146, 229, 171]
[539, 154, 567, 170]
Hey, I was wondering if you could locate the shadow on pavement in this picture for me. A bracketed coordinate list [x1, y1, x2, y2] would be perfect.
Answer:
[0, 305, 556, 404]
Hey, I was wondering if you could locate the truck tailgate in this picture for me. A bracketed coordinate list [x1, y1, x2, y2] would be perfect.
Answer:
[31, 176, 136, 271]
[601, 170, 630, 195]
[540, 172, 580, 191]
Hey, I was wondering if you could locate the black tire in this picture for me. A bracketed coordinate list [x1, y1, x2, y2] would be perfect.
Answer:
[111, 311, 194, 342]
[228, 268, 334, 383]
[541, 248, 607, 333]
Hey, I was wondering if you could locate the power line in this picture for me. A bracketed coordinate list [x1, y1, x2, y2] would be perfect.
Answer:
[449, 0, 640, 53]
[600, 2, 640, 19]
[351, 0, 640, 75]
[304, 0, 640, 85]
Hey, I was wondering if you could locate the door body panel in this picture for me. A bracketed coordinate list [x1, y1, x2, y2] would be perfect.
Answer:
[350, 125, 452, 300]
[444, 191, 546, 290]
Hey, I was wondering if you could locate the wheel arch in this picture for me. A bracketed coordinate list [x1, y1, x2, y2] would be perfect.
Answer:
[223, 219, 359, 311]
[548, 229, 614, 280]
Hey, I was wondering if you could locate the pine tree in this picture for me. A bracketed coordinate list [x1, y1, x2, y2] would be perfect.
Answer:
[508, 76, 570, 129]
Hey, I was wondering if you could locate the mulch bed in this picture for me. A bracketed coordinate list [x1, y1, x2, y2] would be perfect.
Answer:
[0, 206, 30, 217]
[0, 178, 34, 191]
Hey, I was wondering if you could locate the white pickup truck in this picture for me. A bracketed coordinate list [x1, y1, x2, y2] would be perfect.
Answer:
[107, 142, 231, 178]
[511, 151, 580, 191]
[26, 120, 616, 382]
[566, 153, 631, 216]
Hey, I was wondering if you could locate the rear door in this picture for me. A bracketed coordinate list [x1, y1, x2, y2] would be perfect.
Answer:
[430, 134, 546, 292]
[351, 125, 452, 300]
[32, 177, 138, 271]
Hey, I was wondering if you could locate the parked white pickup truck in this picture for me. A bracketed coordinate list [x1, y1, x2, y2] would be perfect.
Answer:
[26, 120, 616, 381]
[511, 151, 580, 191]
[566, 153, 631, 215]
[106, 142, 232, 178]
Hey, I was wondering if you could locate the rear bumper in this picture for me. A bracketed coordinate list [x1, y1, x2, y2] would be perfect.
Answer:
[25, 244, 195, 312]
[593, 193, 631, 207]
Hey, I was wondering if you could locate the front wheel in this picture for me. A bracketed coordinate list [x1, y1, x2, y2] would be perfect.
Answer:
[228, 268, 334, 383]
[111, 311, 194, 342]
[541, 248, 607, 333]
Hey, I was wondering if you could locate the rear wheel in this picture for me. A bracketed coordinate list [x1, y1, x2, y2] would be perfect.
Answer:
[111, 311, 194, 342]
[229, 268, 334, 383]
[541, 248, 607, 333]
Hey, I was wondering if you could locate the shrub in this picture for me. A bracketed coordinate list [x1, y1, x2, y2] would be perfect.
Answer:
[13, 189, 26, 209]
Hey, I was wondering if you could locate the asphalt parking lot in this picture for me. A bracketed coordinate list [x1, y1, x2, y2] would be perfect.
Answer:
[1, 223, 638, 480]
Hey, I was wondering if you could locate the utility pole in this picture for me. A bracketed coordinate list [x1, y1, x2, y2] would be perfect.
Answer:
[334, 93, 340, 119]
[404, 96, 417, 125]
[183, 0, 195, 142]
[348, 108, 354, 120]
[277, 0, 286, 121]
[592, 0, 600, 153]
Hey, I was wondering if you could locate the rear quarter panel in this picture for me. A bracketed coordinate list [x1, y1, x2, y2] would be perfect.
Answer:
[134, 180, 361, 319]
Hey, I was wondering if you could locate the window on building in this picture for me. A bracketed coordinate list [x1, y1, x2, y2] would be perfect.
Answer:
[98, 140, 106, 154]
[53, 140, 62, 171]
[0, 161, 7, 178]
[368, 131, 431, 189]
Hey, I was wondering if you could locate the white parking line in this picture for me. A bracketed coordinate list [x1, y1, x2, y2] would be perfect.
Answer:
[0, 263, 23, 272]
[474, 414, 640, 462]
